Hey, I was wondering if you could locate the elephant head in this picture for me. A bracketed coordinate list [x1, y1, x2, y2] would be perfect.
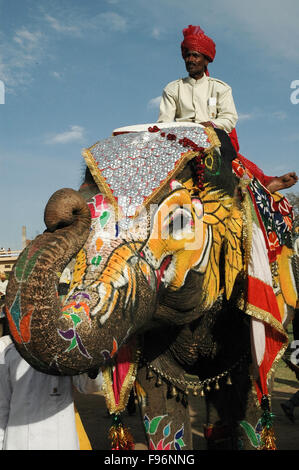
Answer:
[4, 124, 247, 376]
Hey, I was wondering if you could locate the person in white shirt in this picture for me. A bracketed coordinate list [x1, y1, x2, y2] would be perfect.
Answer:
[0, 274, 7, 338]
[158, 25, 298, 193]
[0, 335, 103, 450]
[0, 273, 8, 298]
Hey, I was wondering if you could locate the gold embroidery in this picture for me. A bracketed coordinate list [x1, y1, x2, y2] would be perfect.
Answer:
[102, 346, 140, 414]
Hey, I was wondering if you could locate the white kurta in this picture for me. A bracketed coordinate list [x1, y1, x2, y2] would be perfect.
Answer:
[158, 74, 238, 133]
[0, 336, 102, 450]
[0, 280, 8, 296]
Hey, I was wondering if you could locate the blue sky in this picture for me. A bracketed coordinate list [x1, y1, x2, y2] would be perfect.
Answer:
[0, 0, 298, 249]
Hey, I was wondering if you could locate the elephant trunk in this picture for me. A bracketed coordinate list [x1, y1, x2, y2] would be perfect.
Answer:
[5, 189, 92, 374]
[44, 187, 91, 233]
[5, 188, 157, 375]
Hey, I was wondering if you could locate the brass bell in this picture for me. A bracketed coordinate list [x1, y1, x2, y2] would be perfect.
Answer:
[206, 384, 211, 392]
[156, 376, 162, 387]
[193, 389, 198, 397]
[167, 384, 178, 398]
[200, 389, 205, 397]
[226, 375, 232, 385]
[147, 369, 154, 379]
[215, 380, 220, 391]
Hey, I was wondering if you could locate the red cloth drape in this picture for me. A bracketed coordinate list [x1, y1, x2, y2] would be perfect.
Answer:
[228, 128, 274, 187]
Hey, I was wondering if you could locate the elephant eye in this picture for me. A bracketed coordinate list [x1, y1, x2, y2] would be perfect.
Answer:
[204, 151, 221, 175]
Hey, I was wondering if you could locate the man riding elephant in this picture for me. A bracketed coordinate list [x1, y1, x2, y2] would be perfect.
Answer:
[158, 24, 298, 193]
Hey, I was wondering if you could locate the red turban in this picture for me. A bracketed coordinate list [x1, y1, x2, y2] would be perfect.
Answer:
[181, 25, 216, 63]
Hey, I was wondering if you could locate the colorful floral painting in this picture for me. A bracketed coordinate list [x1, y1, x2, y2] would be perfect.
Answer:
[144, 414, 185, 450]
[58, 292, 92, 358]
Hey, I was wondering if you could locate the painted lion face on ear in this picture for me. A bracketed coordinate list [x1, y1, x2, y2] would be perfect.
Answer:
[143, 178, 244, 310]
[142, 181, 211, 291]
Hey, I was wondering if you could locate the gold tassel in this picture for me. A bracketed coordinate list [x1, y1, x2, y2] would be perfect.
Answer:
[108, 414, 135, 450]
[259, 426, 277, 450]
[258, 398, 277, 450]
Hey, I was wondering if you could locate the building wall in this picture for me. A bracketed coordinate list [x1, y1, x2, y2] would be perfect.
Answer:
[0, 250, 21, 276]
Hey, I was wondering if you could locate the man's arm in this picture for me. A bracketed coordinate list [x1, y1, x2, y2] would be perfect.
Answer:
[157, 87, 177, 123]
[211, 87, 238, 134]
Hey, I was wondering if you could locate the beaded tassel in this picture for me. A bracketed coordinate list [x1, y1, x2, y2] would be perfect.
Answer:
[259, 411, 277, 450]
[108, 414, 135, 450]
[258, 395, 277, 450]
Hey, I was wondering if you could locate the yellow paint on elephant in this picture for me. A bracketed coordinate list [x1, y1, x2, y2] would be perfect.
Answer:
[277, 245, 297, 309]
[143, 187, 207, 290]
[143, 181, 242, 309]
[203, 196, 231, 226]
[198, 185, 241, 308]
[92, 242, 142, 324]
[224, 203, 244, 300]
[70, 248, 87, 290]
[275, 293, 287, 323]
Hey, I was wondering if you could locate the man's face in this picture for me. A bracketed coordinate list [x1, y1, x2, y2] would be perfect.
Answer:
[184, 50, 209, 79]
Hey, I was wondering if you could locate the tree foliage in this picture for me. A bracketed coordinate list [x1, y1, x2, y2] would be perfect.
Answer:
[286, 192, 299, 229]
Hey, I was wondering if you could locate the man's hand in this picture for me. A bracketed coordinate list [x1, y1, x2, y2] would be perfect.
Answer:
[200, 121, 214, 127]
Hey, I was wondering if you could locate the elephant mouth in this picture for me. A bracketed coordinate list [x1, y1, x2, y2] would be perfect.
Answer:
[155, 255, 173, 289]
[141, 246, 174, 289]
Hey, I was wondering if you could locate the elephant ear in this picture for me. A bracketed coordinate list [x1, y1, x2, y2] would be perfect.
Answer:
[224, 198, 244, 300]
[193, 183, 240, 309]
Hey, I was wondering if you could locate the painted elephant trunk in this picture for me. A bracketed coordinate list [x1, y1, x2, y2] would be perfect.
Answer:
[44, 187, 91, 233]
[5, 188, 157, 375]
[5, 189, 91, 373]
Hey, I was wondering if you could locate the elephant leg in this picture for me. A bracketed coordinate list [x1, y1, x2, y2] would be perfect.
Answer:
[136, 367, 192, 450]
[204, 370, 260, 450]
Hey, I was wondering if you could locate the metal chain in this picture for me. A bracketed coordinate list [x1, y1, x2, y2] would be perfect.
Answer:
[146, 351, 250, 396]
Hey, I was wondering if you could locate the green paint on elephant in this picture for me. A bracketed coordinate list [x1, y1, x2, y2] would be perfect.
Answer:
[91, 255, 102, 266]
[15, 246, 44, 282]
[100, 211, 110, 227]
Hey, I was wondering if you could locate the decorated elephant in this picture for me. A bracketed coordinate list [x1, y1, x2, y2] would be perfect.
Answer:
[4, 123, 297, 450]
